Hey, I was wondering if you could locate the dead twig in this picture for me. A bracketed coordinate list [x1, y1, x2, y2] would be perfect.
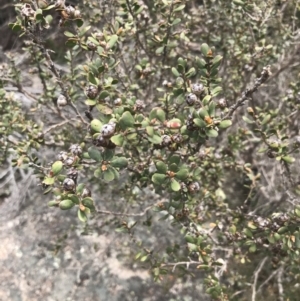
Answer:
[252, 257, 268, 301]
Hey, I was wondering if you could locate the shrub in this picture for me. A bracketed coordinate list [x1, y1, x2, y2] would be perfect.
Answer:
[2, 0, 300, 300]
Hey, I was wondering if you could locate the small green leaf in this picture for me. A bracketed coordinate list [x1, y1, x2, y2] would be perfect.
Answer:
[200, 43, 210, 56]
[282, 156, 295, 163]
[185, 67, 196, 78]
[185, 235, 195, 243]
[76, 19, 84, 28]
[88, 72, 98, 85]
[140, 255, 149, 262]
[102, 149, 114, 161]
[156, 108, 166, 122]
[169, 155, 180, 165]
[76, 183, 85, 194]
[156, 46, 165, 55]
[176, 169, 189, 180]
[208, 101, 216, 116]
[146, 126, 154, 136]
[51, 161, 63, 176]
[172, 18, 181, 26]
[249, 244, 257, 253]
[170, 179, 181, 191]
[110, 134, 124, 146]
[119, 111, 135, 129]
[110, 157, 128, 168]
[48, 200, 59, 207]
[85, 99, 97, 106]
[59, 199, 75, 210]
[212, 55, 223, 67]
[103, 168, 115, 182]
[206, 129, 218, 137]
[90, 119, 103, 132]
[261, 114, 271, 125]
[96, 104, 113, 115]
[295, 207, 300, 218]
[64, 31, 75, 38]
[43, 177, 55, 185]
[193, 118, 206, 128]
[148, 134, 162, 144]
[196, 58, 206, 68]
[78, 209, 87, 222]
[152, 173, 167, 185]
[94, 168, 102, 178]
[202, 95, 211, 105]
[172, 67, 180, 77]
[155, 161, 167, 174]
[211, 86, 222, 97]
[174, 4, 185, 11]
[82, 197, 95, 210]
[99, 90, 110, 100]
[106, 34, 118, 49]
[169, 163, 178, 172]
[68, 194, 80, 204]
[243, 228, 253, 238]
[198, 107, 209, 118]
[268, 234, 275, 244]
[88, 146, 102, 162]
[242, 116, 254, 124]
[219, 120, 232, 129]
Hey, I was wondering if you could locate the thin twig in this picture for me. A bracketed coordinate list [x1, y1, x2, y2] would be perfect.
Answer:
[257, 268, 279, 293]
[252, 257, 268, 301]
[161, 260, 202, 272]
[42, 48, 88, 125]
[277, 265, 284, 301]
[96, 201, 164, 217]
[43, 118, 77, 135]
[223, 66, 271, 120]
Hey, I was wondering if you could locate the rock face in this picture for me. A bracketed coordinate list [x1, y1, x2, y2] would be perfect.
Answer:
[0, 175, 207, 301]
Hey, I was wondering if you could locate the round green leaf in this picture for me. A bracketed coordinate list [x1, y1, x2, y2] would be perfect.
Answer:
[59, 199, 75, 210]
[200, 43, 210, 56]
[172, 67, 180, 77]
[219, 120, 232, 129]
[148, 134, 162, 144]
[106, 34, 118, 49]
[155, 161, 167, 174]
[119, 111, 135, 129]
[193, 118, 206, 128]
[88, 146, 102, 162]
[96, 104, 113, 115]
[48, 200, 59, 207]
[170, 179, 181, 191]
[176, 169, 189, 180]
[78, 209, 87, 222]
[169, 155, 180, 165]
[103, 168, 115, 182]
[207, 129, 218, 137]
[51, 161, 63, 176]
[82, 197, 95, 211]
[152, 173, 167, 185]
[198, 107, 209, 118]
[99, 90, 110, 100]
[282, 156, 295, 163]
[76, 183, 85, 194]
[110, 134, 124, 146]
[110, 157, 128, 168]
[91, 119, 103, 132]
[146, 126, 154, 137]
[68, 194, 80, 205]
[43, 177, 55, 185]
[102, 149, 114, 161]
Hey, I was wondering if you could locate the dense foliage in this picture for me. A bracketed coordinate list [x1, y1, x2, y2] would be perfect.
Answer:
[2, 0, 300, 300]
